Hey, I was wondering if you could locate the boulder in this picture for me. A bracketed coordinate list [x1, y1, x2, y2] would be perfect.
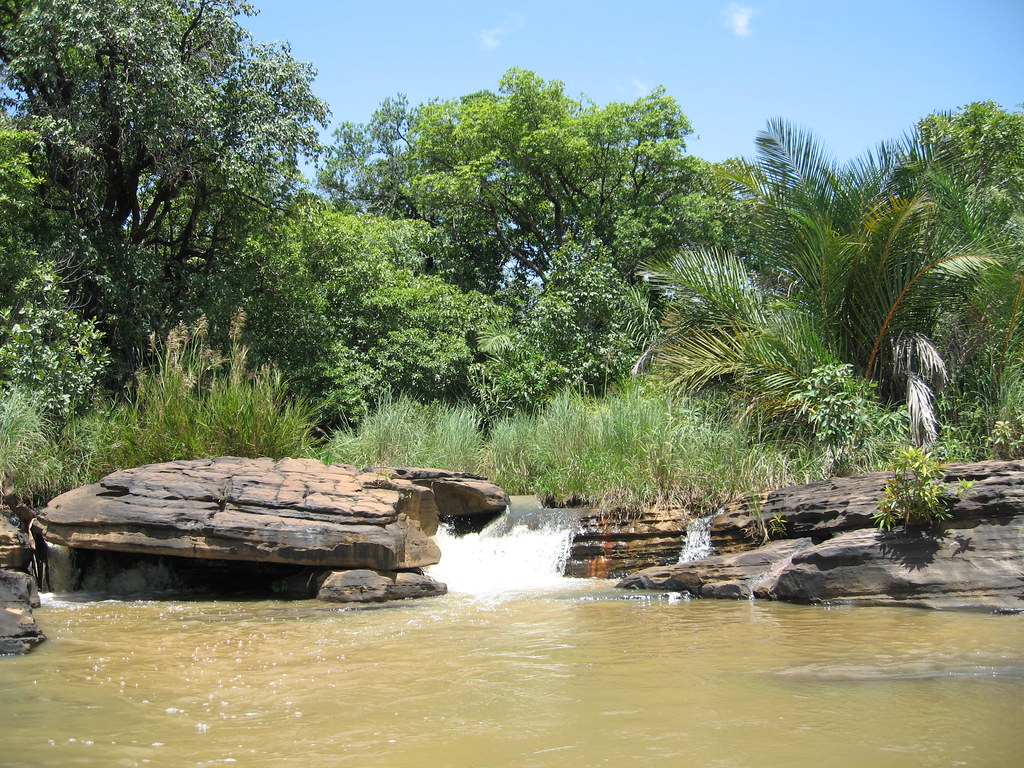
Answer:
[773, 517, 1024, 611]
[619, 460, 1024, 613]
[617, 538, 816, 599]
[372, 467, 509, 534]
[0, 568, 44, 655]
[38, 457, 441, 572]
[316, 568, 448, 603]
[0, 514, 32, 570]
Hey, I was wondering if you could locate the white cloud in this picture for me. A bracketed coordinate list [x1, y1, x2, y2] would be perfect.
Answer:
[478, 12, 526, 50]
[723, 3, 756, 37]
[632, 78, 651, 96]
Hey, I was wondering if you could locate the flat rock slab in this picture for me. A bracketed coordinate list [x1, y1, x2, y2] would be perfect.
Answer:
[712, 460, 1024, 551]
[774, 517, 1024, 611]
[620, 460, 1024, 613]
[39, 457, 442, 571]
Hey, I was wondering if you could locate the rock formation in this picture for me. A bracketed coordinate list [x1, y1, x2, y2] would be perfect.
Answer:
[39, 457, 443, 572]
[619, 461, 1024, 613]
[0, 568, 44, 655]
[564, 507, 691, 578]
[315, 568, 447, 603]
[0, 514, 32, 571]
[372, 467, 509, 534]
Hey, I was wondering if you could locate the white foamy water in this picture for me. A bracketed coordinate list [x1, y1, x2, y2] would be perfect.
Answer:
[429, 497, 578, 596]
[677, 513, 715, 563]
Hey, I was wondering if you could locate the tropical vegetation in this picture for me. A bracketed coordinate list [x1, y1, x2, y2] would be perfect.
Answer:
[1, 0, 1021, 514]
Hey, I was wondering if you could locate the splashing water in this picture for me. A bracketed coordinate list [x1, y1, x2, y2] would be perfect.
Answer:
[429, 496, 578, 596]
[677, 513, 715, 563]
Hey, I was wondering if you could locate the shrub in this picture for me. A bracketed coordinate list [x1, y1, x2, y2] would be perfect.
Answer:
[790, 363, 907, 475]
[873, 446, 974, 530]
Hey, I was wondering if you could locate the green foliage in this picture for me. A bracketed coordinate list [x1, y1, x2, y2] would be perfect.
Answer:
[90, 317, 317, 475]
[649, 120, 1003, 448]
[0, 267, 109, 420]
[790, 363, 907, 474]
[321, 68, 744, 291]
[322, 395, 484, 473]
[472, 242, 658, 416]
[322, 384, 841, 512]
[0, 125, 42, 305]
[0, 388, 53, 499]
[243, 204, 496, 422]
[0, 388, 95, 503]
[873, 446, 974, 530]
[0, 0, 328, 372]
[990, 369, 1024, 459]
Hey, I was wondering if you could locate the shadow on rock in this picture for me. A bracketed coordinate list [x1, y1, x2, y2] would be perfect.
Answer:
[877, 526, 944, 570]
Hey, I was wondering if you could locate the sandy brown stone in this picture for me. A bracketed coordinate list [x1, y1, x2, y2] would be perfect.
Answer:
[0, 568, 44, 655]
[619, 460, 1024, 613]
[565, 507, 691, 578]
[315, 568, 447, 603]
[371, 467, 509, 534]
[39, 457, 442, 571]
[0, 515, 32, 570]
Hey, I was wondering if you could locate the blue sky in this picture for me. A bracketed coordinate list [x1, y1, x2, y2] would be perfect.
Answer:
[244, 0, 1023, 164]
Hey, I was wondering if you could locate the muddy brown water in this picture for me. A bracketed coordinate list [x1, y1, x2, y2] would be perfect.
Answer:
[3, 586, 1022, 767]
[3, 502, 1023, 767]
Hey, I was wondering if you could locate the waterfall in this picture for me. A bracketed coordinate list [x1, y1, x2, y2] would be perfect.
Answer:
[43, 543, 77, 594]
[677, 514, 715, 563]
[429, 496, 578, 596]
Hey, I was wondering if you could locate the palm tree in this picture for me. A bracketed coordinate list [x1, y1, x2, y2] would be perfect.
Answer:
[645, 119, 998, 444]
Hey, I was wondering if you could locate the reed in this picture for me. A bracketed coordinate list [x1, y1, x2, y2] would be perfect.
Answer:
[322, 396, 484, 472]
[324, 385, 848, 512]
[90, 320, 318, 476]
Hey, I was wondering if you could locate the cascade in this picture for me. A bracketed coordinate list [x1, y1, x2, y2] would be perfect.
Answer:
[677, 513, 715, 563]
[429, 496, 578, 596]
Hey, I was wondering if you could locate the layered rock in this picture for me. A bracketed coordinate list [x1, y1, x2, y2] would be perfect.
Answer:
[39, 457, 442, 572]
[618, 538, 816, 599]
[0, 568, 44, 655]
[564, 507, 691, 578]
[619, 461, 1024, 613]
[0, 515, 32, 570]
[373, 467, 509, 534]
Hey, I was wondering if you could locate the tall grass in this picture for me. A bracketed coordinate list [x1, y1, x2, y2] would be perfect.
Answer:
[0, 388, 92, 503]
[322, 384, 850, 512]
[322, 395, 484, 472]
[89, 318, 318, 476]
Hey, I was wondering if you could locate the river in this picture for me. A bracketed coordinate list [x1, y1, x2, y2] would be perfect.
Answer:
[2, 499, 1022, 767]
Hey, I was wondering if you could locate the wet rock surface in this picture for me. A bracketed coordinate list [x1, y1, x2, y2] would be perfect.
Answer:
[315, 568, 448, 603]
[565, 507, 691, 578]
[0, 568, 44, 655]
[619, 461, 1024, 613]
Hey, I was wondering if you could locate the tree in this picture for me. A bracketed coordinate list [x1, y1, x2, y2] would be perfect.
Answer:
[0, 0, 328, 371]
[320, 68, 743, 292]
[473, 241, 659, 416]
[240, 200, 498, 422]
[647, 120, 1001, 444]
